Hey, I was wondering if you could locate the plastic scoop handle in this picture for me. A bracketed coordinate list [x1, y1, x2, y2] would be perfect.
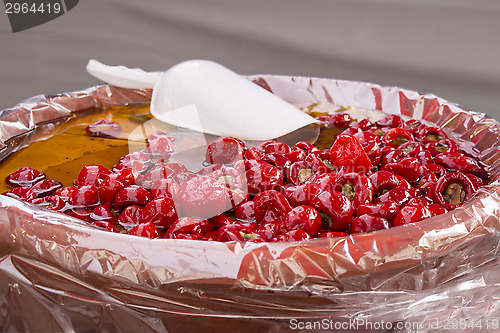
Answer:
[86, 59, 318, 140]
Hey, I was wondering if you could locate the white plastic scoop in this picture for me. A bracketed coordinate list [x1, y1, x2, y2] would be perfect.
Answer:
[86, 59, 318, 140]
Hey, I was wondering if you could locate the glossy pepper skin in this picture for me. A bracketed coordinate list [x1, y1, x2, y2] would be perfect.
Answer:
[5, 166, 45, 188]
[218, 222, 265, 242]
[329, 134, 373, 174]
[280, 205, 321, 237]
[382, 128, 415, 148]
[356, 200, 400, 223]
[333, 172, 374, 208]
[434, 152, 480, 173]
[175, 176, 229, 219]
[205, 136, 246, 164]
[253, 190, 292, 225]
[431, 172, 476, 210]
[310, 190, 353, 232]
[381, 157, 422, 182]
[163, 217, 215, 239]
[351, 215, 391, 233]
[392, 202, 432, 226]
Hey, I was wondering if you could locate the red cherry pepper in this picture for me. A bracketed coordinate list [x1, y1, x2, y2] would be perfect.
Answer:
[310, 190, 353, 231]
[204, 230, 219, 241]
[382, 128, 415, 148]
[64, 207, 94, 222]
[398, 141, 423, 157]
[91, 204, 118, 223]
[421, 163, 446, 178]
[74, 165, 112, 187]
[68, 185, 100, 208]
[426, 139, 458, 156]
[434, 152, 480, 173]
[218, 222, 265, 242]
[128, 222, 161, 238]
[329, 134, 373, 174]
[256, 222, 282, 241]
[305, 150, 335, 174]
[149, 178, 179, 199]
[233, 201, 256, 222]
[261, 141, 292, 154]
[393, 174, 412, 190]
[407, 197, 430, 206]
[244, 147, 264, 160]
[175, 175, 229, 218]
[292, 141, 318, 155]
[431, 172, 475, 210]
[197, 164, 225, 176]
[374, 186, 414, 208]
[253, 190, 292, 224]
[261, 153, 290, 171]
[271, 230, 311, 242]
[381, 157, 423, 182]
[211, 213, 236, 228]
[333, 172, 374, 207]
[369, 171, 401, 197]
[170, 171, 199, 186]
[351, 215, 391, 233]
[118, 205, 143, 230]
[356, 200, 400, 223]
[4, 187, 36, 201]
[31, 195, 65, 211]
[53, 186, 75, 201]
[140, 197, 179, 229]
[281, 205, 321, 237]
[282, 183, 321, 207]
[362, 141, 383, 167]
[113, 185, 153, 210]
[205, 136, 245, 164]
[208, 166, 246, 191]
[245, 163, 283, 195]
[415, 126, 448, 144]
[414, 173, 438, 196]
[317, 112, 352, 128]
[403, 119, 423, 134]
[85, 119, 121, 137]
[392, 203, 432, 226]
[283, 149, 306, 163]
[140, 162, 188, 187]
[147, 130, 177, 143]
[464, 173, 482, 192]
[114, 151, 150, 173]
[417, 149, 433, 165]
[286, 161, 314, 185]
[5, 166, 46, 188]
[380, 148, 406, 166]
[146, 136, 174, 160]
[92, 220, 119, 233]
[98, 173, 125, 205]
[353, 131, 381, 146]
[164, 217, 214, 239]
[30, 179, 62, 198]
[375, 114, 403, 128]
[114, 167, 139, 186]
[428, 203, 448, 217]
[341, 127, 361, 136]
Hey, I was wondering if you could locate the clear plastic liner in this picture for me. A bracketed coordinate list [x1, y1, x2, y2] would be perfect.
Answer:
[0, 75, 499, 332]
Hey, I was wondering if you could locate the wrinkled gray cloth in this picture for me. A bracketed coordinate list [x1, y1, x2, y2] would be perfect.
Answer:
[0, 0, 499, 120]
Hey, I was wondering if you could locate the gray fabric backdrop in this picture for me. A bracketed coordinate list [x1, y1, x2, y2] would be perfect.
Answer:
[1, 0, 499, 119]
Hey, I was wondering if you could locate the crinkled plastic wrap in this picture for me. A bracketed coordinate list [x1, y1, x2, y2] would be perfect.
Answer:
[1, 76, 500, 332]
